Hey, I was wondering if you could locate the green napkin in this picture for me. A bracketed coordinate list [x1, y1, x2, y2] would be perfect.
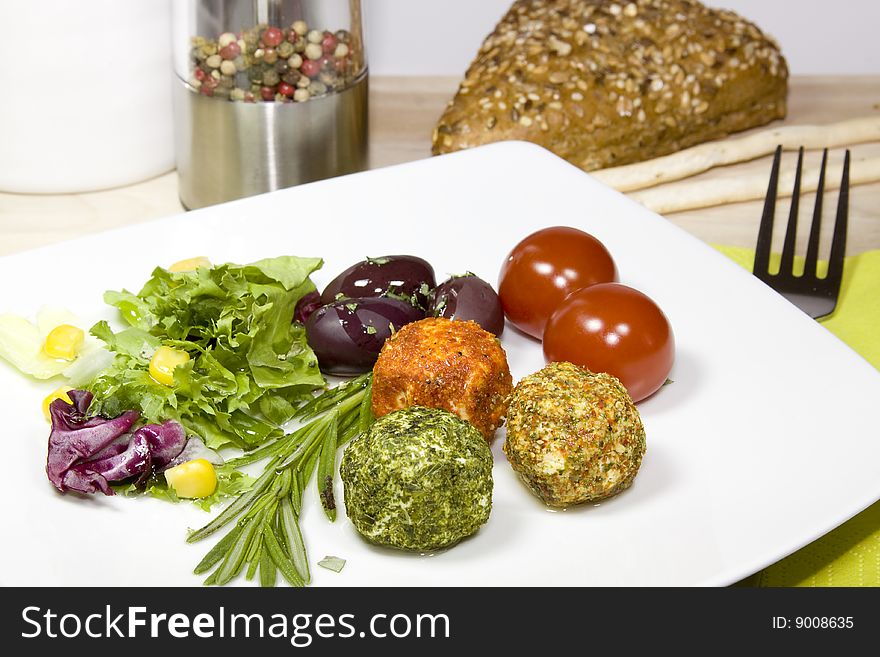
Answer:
[716, 245, 880, 586]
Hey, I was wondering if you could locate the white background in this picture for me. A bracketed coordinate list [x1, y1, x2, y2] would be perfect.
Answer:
[364, 0, 880, 75]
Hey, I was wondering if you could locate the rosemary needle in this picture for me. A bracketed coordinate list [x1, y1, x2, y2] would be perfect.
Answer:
[189, 374, 373, 587]
[317, 410, 339, 521]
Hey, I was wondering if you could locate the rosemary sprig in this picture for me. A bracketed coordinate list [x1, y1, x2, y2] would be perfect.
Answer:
[187, 373, 374, 587]
[317, 410, 339, 521]
[293, 373, 373, 422]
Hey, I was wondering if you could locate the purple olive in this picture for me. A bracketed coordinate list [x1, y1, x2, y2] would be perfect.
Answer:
[320, 255, 436, 309]
[305, 297, 426, 375]
[294, 290, 323, 324]
[432, 274, 505, 336]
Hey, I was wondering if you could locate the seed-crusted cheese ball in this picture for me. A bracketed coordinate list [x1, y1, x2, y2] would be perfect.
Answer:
[504, 361, 646, 507]
[341, 406, 493, 551]
[371, 317, 513, 439]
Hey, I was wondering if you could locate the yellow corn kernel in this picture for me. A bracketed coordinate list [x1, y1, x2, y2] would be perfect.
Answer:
[42, 386, 74, 421]
[164, 459, 217, 498]
[168, 256, 211, 273]
[43, 324, 84, 360]
[149, 346, 190, 386]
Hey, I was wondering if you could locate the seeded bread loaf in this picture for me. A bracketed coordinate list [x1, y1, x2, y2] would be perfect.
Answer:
[432, 0, 788, 171]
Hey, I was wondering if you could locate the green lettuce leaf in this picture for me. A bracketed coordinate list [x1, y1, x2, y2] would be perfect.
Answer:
[87, 256, 325, 450]
[247, 256, 323, 290]
[112, 464, 254, 511]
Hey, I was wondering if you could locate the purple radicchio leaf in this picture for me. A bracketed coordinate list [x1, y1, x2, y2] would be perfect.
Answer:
[59, 440, 132, 495]
[87, 437, 132, 463]
[45, 390, 188, 496]
[162, 435, 223, 472]
[137, 421, 188, 470]
[46, 390, 139, 492]
[63, 421, 187, 495]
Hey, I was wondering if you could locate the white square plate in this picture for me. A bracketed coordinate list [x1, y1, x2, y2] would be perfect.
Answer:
[2, 142, 879, 586]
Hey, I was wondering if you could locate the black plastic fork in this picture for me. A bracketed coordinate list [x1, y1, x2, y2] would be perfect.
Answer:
[753, 145, 850, 319]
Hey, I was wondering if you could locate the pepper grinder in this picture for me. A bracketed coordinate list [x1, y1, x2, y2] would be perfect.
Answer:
[172, 0, 368, 209]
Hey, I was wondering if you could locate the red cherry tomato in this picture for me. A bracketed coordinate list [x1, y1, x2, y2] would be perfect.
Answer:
[498, 226, 617, 339]
[543, 283, 674, 402]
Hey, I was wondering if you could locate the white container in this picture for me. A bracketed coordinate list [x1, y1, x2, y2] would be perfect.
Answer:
[0, 0, 175, 193]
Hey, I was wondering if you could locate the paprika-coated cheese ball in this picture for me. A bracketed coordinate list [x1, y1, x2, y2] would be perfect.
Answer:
[371, 317, 512, 440]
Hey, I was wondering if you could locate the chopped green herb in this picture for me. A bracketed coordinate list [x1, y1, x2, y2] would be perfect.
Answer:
[318, 556, 346, 573]
[381, 289, 411, 304]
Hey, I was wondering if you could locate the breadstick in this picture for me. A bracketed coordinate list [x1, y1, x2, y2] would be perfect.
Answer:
[592, 116, 880, 192]
[630, 154, 880, 215]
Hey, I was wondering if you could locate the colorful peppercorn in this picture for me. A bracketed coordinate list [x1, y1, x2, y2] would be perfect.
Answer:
[262, 27, 284, 48]
[263, 69, 280, 86]
[308, 80, 328, 96]
[200, 78, 217, 96]
[220, 41, 241, 60]
[300, 58, 321, 78]
[189, 19, 358, 104]
[218, 32, 238, 48]
[278, 41, 294, 58]
[321, 33, 338, 54]
[304, 42, 322, 61]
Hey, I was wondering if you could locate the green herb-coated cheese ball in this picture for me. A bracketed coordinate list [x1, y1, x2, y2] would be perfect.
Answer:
[340, 406, 493, 551]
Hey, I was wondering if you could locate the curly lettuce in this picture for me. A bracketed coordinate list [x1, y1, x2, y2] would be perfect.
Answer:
[86, 256, 325, 450]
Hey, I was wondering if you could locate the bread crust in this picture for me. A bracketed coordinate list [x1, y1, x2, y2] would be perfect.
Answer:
[432, 0, 788, 170]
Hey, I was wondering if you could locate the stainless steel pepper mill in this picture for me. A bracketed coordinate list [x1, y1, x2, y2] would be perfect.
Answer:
[172, 0, 368, 209]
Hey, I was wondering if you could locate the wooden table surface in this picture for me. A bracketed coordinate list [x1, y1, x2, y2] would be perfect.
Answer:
[1, 75, 878, 257]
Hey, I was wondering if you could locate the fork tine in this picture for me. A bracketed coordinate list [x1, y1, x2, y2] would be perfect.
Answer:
[803, 149, 828, 277]
[826, 149, 850, 287]
[778, 147, 804, 276]
[753, 145, 782, 277]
